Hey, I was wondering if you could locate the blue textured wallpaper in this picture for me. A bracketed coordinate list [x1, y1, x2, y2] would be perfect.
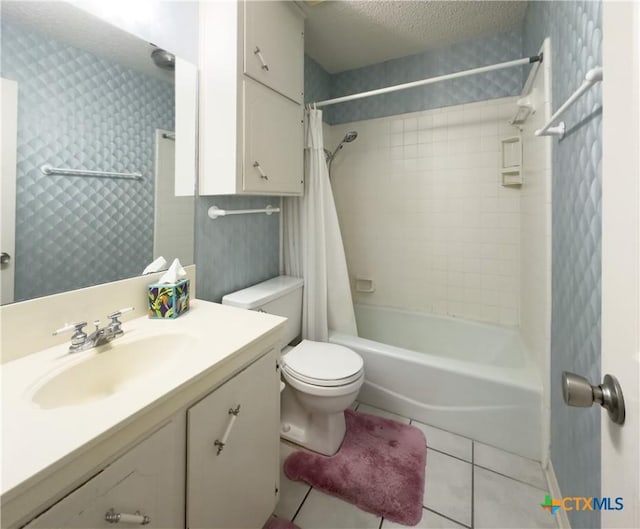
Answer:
[524, 2, 603, 528]
[304, 55, 331, 105]
[305, 29, 524, 125]
[1, 20, 175, 302]
[195, 195, 280, 303]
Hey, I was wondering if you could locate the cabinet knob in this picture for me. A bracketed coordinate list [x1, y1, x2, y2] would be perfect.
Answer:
[253, 47, 269, 71]
[253, 161, 269, 180]
[105, 508, 150, 525]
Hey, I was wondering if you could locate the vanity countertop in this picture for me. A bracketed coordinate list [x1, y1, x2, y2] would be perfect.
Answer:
[1, 300, 285, 504]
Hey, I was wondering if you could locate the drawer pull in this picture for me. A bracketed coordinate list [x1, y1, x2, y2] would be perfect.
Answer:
[105, 508, 150, 525]
[214, 405, 241, 455]
[253, 161, 269, 180]
[253, 47, 269, 71]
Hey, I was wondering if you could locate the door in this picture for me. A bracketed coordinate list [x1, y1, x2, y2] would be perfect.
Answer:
[601, 2, 640, 527]
[1, 78, 18, 304]
[244, 0, 304, 104]
[243, 78, 304, 195]
[23, 421, 184, 529]
[187, 349, 280, 529]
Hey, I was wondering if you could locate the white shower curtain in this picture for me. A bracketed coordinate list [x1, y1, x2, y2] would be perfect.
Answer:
[283, 108, 357, 341]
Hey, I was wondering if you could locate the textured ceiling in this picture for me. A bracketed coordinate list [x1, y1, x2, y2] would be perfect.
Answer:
[0, 1, 173, 82]
[301, 0, 528, 73]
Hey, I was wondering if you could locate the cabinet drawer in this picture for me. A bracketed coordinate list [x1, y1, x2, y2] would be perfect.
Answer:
[244, 1, 303, 104]
[24, 422, 182, 529]
[243, 79, 304, 195]
[187, 349, 280, 529]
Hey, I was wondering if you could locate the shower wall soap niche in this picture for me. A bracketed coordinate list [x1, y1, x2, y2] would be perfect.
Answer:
[510, 96, 535, 126]
[500, 136, 522, 186]
[355, 277, 375, 293]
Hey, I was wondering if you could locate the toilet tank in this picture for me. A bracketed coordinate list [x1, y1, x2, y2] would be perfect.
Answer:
[221, 276, 304, 348]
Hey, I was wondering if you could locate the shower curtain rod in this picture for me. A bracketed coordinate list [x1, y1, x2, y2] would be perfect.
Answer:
[313, 55, 542, 108]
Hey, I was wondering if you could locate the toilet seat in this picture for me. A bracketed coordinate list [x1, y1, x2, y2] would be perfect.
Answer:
[282, 364, 363, 387]
[281, 367, 364, 398]
[282, 340, 364, 387]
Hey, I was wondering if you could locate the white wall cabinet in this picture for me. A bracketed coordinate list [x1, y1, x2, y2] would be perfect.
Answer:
[187, 349, 280, 529]
[199, 0, 304, 196]
[23, 420, 185, 529]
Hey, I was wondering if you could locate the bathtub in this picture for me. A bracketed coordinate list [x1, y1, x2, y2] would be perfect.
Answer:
[330, 304, 542, 460]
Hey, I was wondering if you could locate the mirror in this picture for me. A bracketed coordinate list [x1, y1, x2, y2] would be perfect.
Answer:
[0, 1, 196, 305]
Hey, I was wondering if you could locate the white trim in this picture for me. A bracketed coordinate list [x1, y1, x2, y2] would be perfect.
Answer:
[279, 197, 284, 275]
[601, 2, 640, 527]
[1, 78, 18, 305]
[545, 460, 572, 529]
[174, 57, 198, 197]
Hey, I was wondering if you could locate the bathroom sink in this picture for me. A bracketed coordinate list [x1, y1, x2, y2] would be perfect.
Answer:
[29, 334, 192, 409]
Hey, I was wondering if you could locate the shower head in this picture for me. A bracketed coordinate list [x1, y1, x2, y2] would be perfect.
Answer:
[343, 131, 358, 143]
[326, 130, 358, 176]
[151, 48, 175, 71]
[327, 131, 358, 161]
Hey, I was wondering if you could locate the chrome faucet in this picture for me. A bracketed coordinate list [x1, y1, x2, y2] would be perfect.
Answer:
[53, 307, 134, 353]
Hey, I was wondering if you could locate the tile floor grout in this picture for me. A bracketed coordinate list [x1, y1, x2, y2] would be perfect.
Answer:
[291, 486, 312, 524]
[472, 462, 549, 492]
[409, 418, 476, 444]
[423, 506, 472, 529]
[471, 440, 475, 529]
[427, 445, 472, 464]
[425, 442, 546, 494]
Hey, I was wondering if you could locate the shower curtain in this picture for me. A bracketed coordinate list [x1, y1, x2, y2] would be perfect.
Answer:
[283, 108, 357, 341]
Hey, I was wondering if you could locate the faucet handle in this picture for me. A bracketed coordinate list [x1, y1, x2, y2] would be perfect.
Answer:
[106, 307, 134, 334]
[53, 321, 88, 349]
[107, 307, 134, 320]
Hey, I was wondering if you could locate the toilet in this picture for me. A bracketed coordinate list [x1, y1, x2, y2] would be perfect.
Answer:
[222, 276, 364, 456]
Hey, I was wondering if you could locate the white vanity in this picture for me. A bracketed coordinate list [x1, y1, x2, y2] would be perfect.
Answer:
[1, 300, 285, 529]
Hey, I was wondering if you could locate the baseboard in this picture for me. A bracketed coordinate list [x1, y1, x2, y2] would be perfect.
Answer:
[545, 460, 572, 529]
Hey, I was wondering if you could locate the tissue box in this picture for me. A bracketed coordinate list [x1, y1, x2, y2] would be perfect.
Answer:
[148, 279, 190, 319]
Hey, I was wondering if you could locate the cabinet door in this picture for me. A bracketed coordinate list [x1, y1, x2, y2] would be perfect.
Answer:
[187, 349, 280, 529]
[24, 421, 183, 529]
[244, 1, 303, 104]
[243, 79, 304, 195]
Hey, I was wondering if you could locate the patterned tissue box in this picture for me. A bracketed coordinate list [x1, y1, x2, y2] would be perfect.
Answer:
[148, 279, 190, 319]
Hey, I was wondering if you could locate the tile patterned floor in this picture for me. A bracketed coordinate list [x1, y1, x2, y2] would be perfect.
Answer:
[275, 403, 555, 529]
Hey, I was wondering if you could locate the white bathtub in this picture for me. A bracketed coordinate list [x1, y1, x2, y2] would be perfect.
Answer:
[330, 304, 542, 460]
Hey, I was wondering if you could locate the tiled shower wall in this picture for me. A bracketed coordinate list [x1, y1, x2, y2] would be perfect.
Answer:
[524, 2, 603, 527]
[331, 97, 521, 326]
[1, 20, 175, 301]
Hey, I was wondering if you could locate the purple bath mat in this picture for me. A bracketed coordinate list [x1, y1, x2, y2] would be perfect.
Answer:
[284, 409, 427, 526]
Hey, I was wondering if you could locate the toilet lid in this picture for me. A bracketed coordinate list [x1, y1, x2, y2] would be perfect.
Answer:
[283, 340, 363, 386]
